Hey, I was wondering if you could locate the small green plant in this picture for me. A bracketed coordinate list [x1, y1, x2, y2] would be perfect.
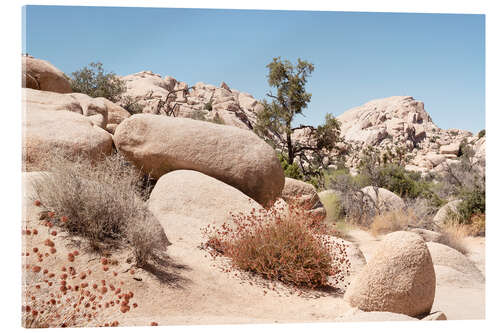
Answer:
[120, 95, 145, 115]
[319, 191, 344, 222]
[69, 62, 126, 102]
[454, 187, 485, 224]
[478, 129, 485, 139]
[278, 152, 303, 180]
[204, 101, 213, 111]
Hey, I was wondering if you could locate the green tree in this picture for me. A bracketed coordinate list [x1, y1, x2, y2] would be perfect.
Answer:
[70, 62, 125, 102]
[255, 57, 342, 179]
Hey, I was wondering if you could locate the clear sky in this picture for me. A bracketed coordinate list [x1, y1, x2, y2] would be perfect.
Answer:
[23, 6, 485, 133]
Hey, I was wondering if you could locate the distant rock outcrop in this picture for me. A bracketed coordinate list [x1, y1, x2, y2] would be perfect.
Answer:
[117, 71, 261, 131]
[337, 96, 435, 146]
[335, 96, 478, 174]
[115, 68, 485, 176]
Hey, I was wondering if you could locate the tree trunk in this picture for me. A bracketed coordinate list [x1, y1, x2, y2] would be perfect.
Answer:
[287, 132, 294, 165]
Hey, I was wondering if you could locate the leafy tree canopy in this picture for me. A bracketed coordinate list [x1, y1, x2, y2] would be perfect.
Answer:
[70, 62, 125, 102]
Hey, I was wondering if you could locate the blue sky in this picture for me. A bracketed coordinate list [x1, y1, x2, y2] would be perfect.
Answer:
[23, 6, 485, 133]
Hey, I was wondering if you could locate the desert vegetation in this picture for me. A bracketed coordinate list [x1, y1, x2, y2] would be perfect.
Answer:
[254, 57, 343, 185]
[29, 150, 169, 268]
[70, 62, 126, 102]
[203, 203, 350, 289]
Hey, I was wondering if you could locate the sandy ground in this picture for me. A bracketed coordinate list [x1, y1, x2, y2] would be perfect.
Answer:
[21, 191, 485, 326]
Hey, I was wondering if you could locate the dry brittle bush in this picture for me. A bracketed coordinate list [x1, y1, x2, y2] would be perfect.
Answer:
[202, 201, 351, 291]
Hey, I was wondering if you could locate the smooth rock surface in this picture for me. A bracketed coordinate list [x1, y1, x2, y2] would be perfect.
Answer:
[114, 114, 284, 206]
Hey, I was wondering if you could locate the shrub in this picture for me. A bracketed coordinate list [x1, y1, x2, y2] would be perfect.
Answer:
[203, 204, 349, 289]
[439, 221, 469, 254]
[204, 101, 213, 111]
[468, 213, 486, 236]
[120, 95, 145, 114]
[325, 169, 377, 226]
[30, 150, 169, 267]
[70, 62, 126, 102]
[478, 129, 485, 138]
[278, 152, 304, 180]
[455, 187, 485, 224]
[189, 109, 208, 121]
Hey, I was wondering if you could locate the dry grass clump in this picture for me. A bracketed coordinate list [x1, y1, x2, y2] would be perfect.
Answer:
[22, 213, 139, 328]
[439, 222, 469, 254]
[30, 150, 170, 267]
[438, 213, 485, 254]
[204, 204, 350, 289]
[369, 210, 415, 236]
[466, 213, 486, 236]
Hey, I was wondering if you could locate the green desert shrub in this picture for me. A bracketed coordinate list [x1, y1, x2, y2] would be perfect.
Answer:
[69, 62, 126, 102]
[30, 150, 170, 266]
[478, 129, 485, 138]
[204, 101, 213, 111]
[278, 152, 304, 180]
[120, 95, 145, 114]
[454, 187, 486, 224]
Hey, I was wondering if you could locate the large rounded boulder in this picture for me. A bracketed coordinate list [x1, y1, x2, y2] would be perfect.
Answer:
[344, 231, 436, 317]
[114, 114, 284, 206]
[433, 200, 461, 226]
[22, 55, 72, 93]
[23, 89, 113, 170]
[147, 170, 263, 245]
[281, 177, 326, 220]
[361, 186, 405, 212]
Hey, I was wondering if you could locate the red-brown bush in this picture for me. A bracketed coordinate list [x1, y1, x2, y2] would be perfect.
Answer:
[204, 203, 349, 289]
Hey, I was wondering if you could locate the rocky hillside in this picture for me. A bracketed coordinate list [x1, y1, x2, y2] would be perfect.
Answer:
[115, 70, 485, 175]
[21, 54, 485, 176]
[118, 71, 261, 131]
[336, 96, 485, 173]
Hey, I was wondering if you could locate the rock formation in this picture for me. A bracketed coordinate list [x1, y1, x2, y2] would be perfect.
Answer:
[22, 55, 72, 93]
[344, 231, 436, 317]
[113, 114, 284, 207]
